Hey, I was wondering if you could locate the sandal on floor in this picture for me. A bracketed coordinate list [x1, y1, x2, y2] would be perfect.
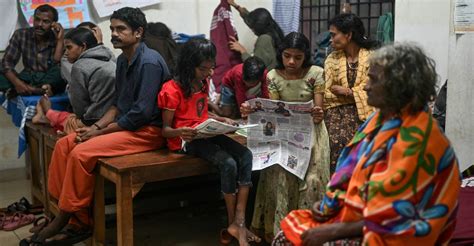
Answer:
[18, 197, 44, 215]
[2, 212, 35, 231]
[1, 197, 43, 215]
[0, 212, 11, 230]
[29, 216, 51, 234]
[19, 234, 42, 246]
[220, 228, 233, 245]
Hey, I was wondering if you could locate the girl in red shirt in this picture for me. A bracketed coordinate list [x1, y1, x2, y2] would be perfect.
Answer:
[157, 38, 261, 245]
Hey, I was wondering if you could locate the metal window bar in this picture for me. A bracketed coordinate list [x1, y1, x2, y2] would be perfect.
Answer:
[300, 0, 394, 51]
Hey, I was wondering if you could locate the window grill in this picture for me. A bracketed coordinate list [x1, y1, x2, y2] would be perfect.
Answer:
[300, 0, 395, 51]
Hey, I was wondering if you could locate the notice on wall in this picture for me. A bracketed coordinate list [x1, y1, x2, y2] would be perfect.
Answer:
[0, 0, 18, 51]
[92, 0, 161, 18]
[19, 0, 91, 29]
[455, 0, 474, 33]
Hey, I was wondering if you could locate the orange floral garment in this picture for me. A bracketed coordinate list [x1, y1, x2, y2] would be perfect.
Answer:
[281, 109, 461, 245]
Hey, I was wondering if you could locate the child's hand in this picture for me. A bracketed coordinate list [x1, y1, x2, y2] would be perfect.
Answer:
[240, 102, 253, 118]
[220, 117, 238, 126]
[179, 127, 198, 142]
[311, 106, 324, 124]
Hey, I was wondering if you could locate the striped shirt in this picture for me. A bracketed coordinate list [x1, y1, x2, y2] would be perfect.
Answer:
[272, 0, 300, 35]
[2, 28, 57, 73]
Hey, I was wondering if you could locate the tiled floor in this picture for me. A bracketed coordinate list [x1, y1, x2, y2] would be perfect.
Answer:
[0, 177, 241, 245]
[0, 179, 48, 246]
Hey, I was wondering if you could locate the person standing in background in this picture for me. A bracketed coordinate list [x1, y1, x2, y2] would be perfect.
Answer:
[227, 0, 284, 71]
[323, 13, 378, 174]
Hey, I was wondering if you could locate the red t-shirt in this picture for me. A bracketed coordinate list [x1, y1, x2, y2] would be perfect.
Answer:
[221, 63, 269, 107]
[157, 79, 209, 150]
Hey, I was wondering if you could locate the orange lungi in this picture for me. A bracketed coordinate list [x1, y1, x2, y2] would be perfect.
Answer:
[47, 126, 164, 226]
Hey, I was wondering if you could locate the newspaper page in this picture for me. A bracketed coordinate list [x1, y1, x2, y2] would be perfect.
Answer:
[193, 119, 258, 139]
[247, 98, 315, 180]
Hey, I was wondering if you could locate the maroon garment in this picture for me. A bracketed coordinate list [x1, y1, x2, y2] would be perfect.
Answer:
[221, 63, 269, 107]
[451, 186, 474, 245]
[210, 0, 242, 92]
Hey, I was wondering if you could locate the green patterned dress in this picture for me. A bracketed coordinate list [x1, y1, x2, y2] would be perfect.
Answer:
[251, 66, 331, 242]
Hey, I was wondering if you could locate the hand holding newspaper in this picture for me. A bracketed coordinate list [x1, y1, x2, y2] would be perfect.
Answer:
[193, 119, 258, 139]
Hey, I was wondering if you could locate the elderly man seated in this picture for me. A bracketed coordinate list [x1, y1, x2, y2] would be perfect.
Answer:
[273, 43, 461, 246]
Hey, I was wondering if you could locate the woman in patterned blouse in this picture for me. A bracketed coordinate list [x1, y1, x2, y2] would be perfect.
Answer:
[323, 13, 379, 174]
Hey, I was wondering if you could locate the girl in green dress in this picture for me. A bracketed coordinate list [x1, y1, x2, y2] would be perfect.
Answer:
[243, 32, 331, 243]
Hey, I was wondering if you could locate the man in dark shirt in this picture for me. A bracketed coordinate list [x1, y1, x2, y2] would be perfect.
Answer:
[0, 4, 66, 96]
[275, 101, 291, 116]
[21, 7, 170, 245]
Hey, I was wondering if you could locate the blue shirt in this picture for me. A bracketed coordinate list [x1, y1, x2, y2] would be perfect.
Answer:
[115, 42, 170, 131]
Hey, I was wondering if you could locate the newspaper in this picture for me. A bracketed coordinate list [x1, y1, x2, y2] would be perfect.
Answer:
[246, 98, 315, 180]
[193, 119, 258, 139]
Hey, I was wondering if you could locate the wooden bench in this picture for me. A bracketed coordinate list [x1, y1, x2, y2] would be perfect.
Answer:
[92, 135, 245, 246]
[26, 122, 246, 245]
[25, 122, 61, 215]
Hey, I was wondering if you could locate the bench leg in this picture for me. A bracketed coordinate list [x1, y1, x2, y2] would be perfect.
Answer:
[117, 173, 133, 246]
[93, 174, 105, 246]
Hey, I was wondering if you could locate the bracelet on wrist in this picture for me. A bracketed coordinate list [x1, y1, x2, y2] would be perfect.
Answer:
[93, 123, 102, 130]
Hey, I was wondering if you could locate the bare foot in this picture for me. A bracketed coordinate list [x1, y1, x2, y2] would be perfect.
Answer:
[44, 223, 86, 243]
[32, 102, 49, 124]
[24, 212, 71, 245]
[41, 84, 53, 96]
[20, 214, 70, 245]
[227, 223, 261, 246]
[39, 95, 52, 112]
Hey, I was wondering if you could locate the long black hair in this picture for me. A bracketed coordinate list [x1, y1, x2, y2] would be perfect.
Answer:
[64, 28, 98, 49]
[76, 21, 97, 29]
[275, 32, 312, 70]
[175, 38, 216, 98]
[328, 13, 379, 50]
[147, 22, 173, 39]
[244, 8, 284, 49]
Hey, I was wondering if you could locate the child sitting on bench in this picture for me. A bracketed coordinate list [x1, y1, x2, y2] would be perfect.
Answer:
[32, 26, 116, 134]
[157, 38, 260, 246]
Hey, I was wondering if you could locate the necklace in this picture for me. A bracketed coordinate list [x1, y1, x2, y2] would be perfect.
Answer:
[347, 61, 358, 70]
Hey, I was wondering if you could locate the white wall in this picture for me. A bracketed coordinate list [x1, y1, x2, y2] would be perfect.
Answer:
[446, 1, 474, 172]
[394, 0, 450, 86]
[0, 110, 25, 171]
[395, 0, 474, 171]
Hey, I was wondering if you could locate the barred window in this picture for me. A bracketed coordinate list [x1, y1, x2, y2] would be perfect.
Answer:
[300, 0, 395, 51]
